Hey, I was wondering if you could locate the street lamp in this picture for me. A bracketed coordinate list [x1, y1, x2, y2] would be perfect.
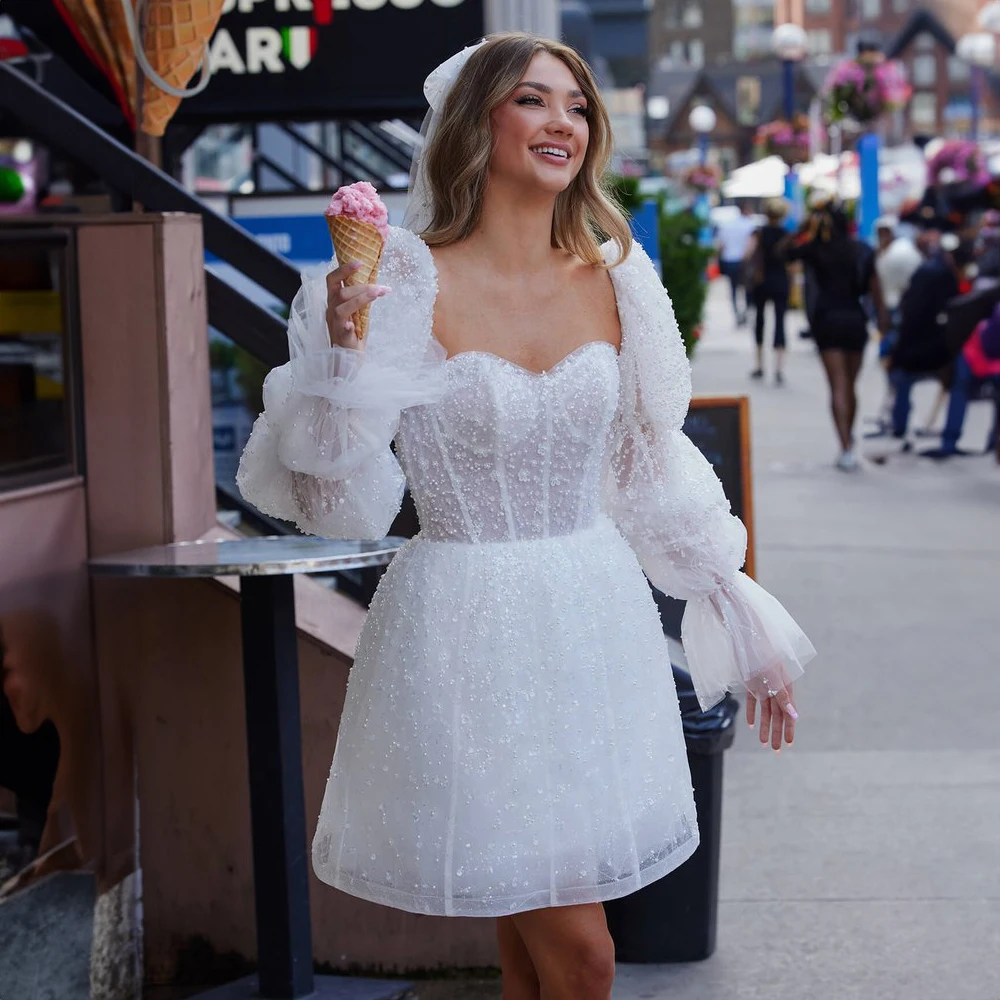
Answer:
[956, 32, 996, 141]
[772, 23, 809, 121]
[979, 1, 1000, 32]
[688, 104, 717, 165]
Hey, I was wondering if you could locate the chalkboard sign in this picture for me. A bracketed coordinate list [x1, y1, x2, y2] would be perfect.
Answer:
[653, 395, 755, 639]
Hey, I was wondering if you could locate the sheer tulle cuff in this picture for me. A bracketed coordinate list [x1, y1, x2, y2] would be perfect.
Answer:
[681, 572, 816, 711]
[288, 345, 449, 411]
[277, 345, 447, 481]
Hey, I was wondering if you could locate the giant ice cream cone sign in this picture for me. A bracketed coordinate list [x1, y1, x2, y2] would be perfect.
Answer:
[54, 0, 225, 136]
[139, 0, 226, 136]
[54, 0, 139, 128]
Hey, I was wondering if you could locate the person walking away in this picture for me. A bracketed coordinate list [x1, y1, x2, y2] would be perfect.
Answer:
[872, 217, 922, 429]
[746, 199, 791, 383]
[923, 302, 1000, 458]
[785, 204, 886, 471]
[887, 232, 960, 448]
[715, 202, 758, 326]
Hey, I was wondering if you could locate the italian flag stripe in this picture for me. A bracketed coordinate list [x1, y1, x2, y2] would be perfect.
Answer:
[282, 26, 314, 68]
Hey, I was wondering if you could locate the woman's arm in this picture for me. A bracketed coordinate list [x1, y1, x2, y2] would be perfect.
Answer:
[237, 231, 446, 539]
[608, 245, 815, 744]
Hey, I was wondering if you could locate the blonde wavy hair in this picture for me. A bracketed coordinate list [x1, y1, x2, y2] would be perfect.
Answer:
[420, 33, 632, 267]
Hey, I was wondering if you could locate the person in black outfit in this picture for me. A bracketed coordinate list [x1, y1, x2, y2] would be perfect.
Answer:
[785, 205, 886, 470]
[747, 199, 791, 383]
[888, 233, 960, 445]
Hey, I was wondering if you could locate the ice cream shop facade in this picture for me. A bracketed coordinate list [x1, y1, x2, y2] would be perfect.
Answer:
[0, 0, 568, 995]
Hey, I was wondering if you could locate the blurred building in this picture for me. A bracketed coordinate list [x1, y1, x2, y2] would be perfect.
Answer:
[576, 0, 651, 85]
[886, 9, 1000, 140]
[734, 0, 778, 59]
[650, 0, 735, 69]
[773, 0, 980, 60]
[646, 59, 820, 168]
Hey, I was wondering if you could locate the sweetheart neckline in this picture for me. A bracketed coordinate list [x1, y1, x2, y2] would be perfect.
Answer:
[440, 340, 619, 378]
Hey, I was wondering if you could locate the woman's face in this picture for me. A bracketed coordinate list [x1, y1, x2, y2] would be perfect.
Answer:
[489, 52, 590, 197]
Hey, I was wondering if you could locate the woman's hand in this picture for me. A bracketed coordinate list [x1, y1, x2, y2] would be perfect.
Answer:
[325, 261, 389, 350]
[747, 684, 797, 751]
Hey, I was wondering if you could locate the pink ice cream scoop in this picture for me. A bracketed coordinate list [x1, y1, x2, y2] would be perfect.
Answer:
[325, 181, 389, 239]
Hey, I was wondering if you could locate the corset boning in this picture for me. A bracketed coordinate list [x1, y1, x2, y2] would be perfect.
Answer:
[397, 344, 621, 544]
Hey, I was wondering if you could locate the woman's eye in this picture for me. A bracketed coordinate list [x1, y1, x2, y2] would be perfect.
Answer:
[571, 105, 590, 117]
[516, 95, 544, 107]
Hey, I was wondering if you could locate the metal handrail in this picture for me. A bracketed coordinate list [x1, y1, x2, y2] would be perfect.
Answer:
[206, 272, 290, 368]
[0, 61, 301, 309]
[344, 121, 413, 174]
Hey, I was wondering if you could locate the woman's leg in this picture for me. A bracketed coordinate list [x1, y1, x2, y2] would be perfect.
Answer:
[819, 349, 853, 451]
[511, 903, 615, 1000]
[773, 290, 788, 380]
[498, 916, 541, 1000]
[843, 349, 864, 444]
[752, 291, 766, 375]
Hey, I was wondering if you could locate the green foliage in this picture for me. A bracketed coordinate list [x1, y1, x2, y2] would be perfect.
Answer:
[209, 336, 269, 415]
[607, 174, 643, 217]
[658, 206, 713, 357]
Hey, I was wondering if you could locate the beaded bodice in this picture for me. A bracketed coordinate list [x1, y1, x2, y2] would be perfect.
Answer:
[397, 343, 620, 543]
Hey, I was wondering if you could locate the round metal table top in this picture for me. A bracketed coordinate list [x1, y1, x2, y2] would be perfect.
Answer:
[88, 535, 407, 579]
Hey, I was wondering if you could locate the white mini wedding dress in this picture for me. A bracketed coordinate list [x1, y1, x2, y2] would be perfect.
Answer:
[237, 226, 815, 918]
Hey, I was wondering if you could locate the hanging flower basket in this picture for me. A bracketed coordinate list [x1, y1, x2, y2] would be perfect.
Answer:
[684, 163, 721, 192]
[754, 116, 811, 164]
[927, 140, 991, 190]
[822, 53, 911, 125]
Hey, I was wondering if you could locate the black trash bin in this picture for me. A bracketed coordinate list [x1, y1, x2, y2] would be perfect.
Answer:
[604, 665, 739, 963]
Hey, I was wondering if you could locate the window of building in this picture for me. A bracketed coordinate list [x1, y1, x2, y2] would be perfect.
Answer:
[911, 53, 937, 86]
[0, 230, 81, 492]
[805, 0, 831, 13]
[689, 38, 705, 66]
[663, 2, 680, 28]
[914, 33, 935, 51]
[910, 92, 937, 128]
[670, 39, 685, 63]
[948, 56, 970, 82]
[682, 2, 703, 28]
[807, 29, 833, 54]
[860, 0, 880, 18]
[736, 76, 762, 124]
[891, 0, 908, 11]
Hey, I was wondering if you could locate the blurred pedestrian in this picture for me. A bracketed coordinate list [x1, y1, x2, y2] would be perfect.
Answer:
[785, 204, 886, 470]
[887, 231, 960, 446]
[715, 202, 757, 326]
[871, 217, 922, 429]
[746, 198, 790, 383]
[923, 302, 1000, 458]
[974, 210, 1000, 287]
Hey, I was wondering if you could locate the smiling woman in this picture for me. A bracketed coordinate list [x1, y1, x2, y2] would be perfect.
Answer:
[420, 33, 631, 266]
[237, 29, 814, 1000]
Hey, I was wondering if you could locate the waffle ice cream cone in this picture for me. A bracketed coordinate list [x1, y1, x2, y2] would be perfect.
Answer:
[141, 0, 224, 136]
[326, 216, 385, 341]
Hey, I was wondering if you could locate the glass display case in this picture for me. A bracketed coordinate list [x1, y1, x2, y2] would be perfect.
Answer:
[0, 228, 82, 491]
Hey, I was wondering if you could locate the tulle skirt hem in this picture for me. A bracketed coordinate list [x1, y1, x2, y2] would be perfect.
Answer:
[318, 832, 700, 918]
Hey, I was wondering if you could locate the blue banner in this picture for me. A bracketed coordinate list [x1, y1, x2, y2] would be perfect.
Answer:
[206, 214, 332, 265]
[631, 201, 662, 276]
[858, 133, 881, 243]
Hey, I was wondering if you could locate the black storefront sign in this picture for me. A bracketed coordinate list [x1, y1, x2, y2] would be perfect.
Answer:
[175, 0, 485, 123]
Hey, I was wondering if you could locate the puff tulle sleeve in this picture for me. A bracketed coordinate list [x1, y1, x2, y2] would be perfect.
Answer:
[236, 227, 447, 539]
[606, 243, 816, 710]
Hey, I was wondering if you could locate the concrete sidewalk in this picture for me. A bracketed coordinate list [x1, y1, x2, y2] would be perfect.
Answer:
[417, 281, 1000, 1000]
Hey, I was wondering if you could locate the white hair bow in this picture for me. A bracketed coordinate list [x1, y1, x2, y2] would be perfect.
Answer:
[422, 39, 488, 112]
